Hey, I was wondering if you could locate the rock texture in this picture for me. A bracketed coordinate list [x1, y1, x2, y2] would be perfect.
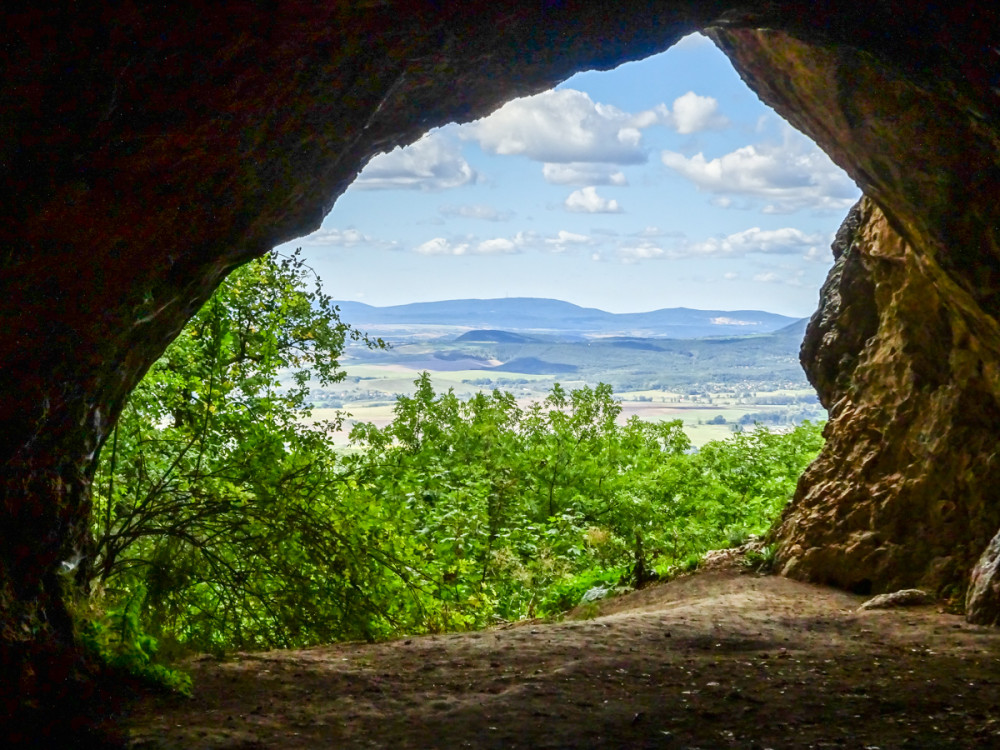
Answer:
[2, 1, 1000, 737]
[968, 528, 1000, 625]
[858, 589, 932, 612]
[768, 196, 1000, 605]
[710, 27, 1000, 611]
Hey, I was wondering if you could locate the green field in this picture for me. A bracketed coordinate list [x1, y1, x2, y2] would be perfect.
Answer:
[307, 363, 821, 448]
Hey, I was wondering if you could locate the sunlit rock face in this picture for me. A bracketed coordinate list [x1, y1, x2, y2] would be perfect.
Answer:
[772, 197, 1000, 602]
[711, 26, 1000, 614]
[2, 1, 1000, 731]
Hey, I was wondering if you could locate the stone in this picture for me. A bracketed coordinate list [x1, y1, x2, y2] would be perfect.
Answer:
[766, 197, 1000, 598]
[967, 529, 1000, 626]
[581, 586, 613, 604]
[858, 589, 932, 611]
[712, 25, 1000, 604]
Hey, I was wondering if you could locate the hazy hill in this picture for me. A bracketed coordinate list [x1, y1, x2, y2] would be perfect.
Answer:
[454, 329, 539, 344]
[335, 298, 801, 339]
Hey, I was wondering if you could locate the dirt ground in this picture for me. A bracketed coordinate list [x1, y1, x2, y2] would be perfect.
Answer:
[119, 565, 1000, 749]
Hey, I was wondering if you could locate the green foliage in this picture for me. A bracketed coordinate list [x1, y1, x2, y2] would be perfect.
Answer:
[79, 589, 192, 696]
[90, 250, 825, 656]
[90, 250, 398, 652]
[537, 567, 627, 616]
[742, 544, 779, 573]
[344, 376, 824, 627]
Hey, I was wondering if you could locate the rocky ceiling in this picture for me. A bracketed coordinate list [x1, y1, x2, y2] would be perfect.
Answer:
[2, 0, 998, 735]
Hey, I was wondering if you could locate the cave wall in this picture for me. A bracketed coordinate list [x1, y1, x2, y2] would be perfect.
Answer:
[775, 196, 1000, 601]
[2, 0, 999, 734]
[710, 26, 1000, 616]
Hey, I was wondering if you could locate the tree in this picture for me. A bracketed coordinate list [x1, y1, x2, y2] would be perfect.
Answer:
[88, 250, 407, 651]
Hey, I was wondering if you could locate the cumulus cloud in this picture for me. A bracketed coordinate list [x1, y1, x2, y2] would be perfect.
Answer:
[476, 237, 520, 255]
[439, 203, 514, 221]
[354, 133, 475, 191]
[462, 89, 652, 164]
[804, 244, 832, 262]
[542, 162, 628, 186]
[409, 229, 601, 258]
[661, 130, 859, 213]
[545, 230, 592, 253]
[749, 267, 813, 287]
[299, 227, 399, 251]
[414, 237, 471, 256]
[669, 92, 729, 134]
[301, 228, 369, 246]
[617, 243, 666, 263]
[412, 234, 530, 256]
[458, 87, 729, 174]
[565, 186, 623, 213]
[597, 226, 828, 265]
[685, 227, 825, 257]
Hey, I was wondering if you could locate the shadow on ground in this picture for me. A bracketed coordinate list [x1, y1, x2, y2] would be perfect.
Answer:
[123, 569, 1000, 749]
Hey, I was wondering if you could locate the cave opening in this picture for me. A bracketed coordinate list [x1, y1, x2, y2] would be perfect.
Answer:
[81, 32, 849, 666]
[286, 32, 852, 444]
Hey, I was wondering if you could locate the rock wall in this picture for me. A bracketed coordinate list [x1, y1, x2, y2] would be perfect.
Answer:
[774, 196, 1000, 602]
[709, 27, 1000, 617]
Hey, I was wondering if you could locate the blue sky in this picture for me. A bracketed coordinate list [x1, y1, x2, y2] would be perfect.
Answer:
[278, 34, 859, 317]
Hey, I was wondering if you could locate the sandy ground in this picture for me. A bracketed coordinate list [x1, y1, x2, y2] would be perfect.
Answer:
[119, 566, 1000, 749]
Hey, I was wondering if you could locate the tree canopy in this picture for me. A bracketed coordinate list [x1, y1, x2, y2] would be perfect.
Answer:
[87, 251, 824, 661]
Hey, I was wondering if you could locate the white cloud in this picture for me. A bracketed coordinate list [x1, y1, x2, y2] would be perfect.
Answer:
[439, 204, 513, 221]
[545, 230, 592, 253]
[753, 272, 782, 283]
[686, 227, 825, 257]
[661, 129, 859, 213]
[476, 238, 520, 255]
[542, 162, 628, 186]
[409, 228, 605, 258]
[459, 86, 729, 170]
[670, 91, 729, 134]
[301, 228, 368, 246]
[299, 227, 399, 251]
[414, 237, 471, 256]
[633, 226, 684, 239]
[600, 226, 828, 265]
[413, 234, 527, 256]
[511, 230, 541, 247]
[565, 186, 623, 214]
[723, 272, 739, 280]
[354, 133, 475, 191]
[462, 89, 652, 164]
[617, 243, 666, 264]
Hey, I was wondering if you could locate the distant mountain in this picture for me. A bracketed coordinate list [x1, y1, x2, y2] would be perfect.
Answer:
[334, 298, 803, 339]
[772, 317, 811, 340]
[454, 329, 539, 344]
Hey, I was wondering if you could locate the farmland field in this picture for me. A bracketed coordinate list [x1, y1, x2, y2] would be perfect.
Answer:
[302, 300, 825, 446]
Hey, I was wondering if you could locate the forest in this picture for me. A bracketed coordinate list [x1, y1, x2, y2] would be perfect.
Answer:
[81, 252, 824, 689]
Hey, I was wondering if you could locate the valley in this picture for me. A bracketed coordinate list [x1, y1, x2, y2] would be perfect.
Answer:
[311, 298, 825, 446]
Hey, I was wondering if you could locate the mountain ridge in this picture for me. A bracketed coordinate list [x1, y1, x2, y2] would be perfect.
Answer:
[334, 297, 803, 339]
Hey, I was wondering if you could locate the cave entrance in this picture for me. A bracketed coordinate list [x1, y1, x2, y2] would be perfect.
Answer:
[279, 33, 856, 445]
[80, 33, 852, 666]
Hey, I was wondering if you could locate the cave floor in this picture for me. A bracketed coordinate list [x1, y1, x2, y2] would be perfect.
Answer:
[119, 566, 1000, 749]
